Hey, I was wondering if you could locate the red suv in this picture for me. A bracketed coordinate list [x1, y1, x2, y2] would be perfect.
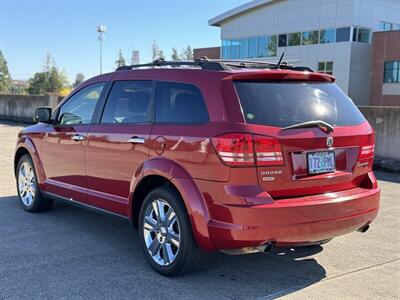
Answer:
[14, 59, 380, 276]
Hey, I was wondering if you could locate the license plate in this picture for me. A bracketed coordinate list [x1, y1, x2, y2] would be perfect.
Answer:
[307, 151, 335, 174]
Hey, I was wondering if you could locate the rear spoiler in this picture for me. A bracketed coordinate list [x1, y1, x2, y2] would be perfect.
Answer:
[222, 70, 335, 83]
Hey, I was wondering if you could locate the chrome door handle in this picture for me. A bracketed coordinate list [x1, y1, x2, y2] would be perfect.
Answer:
[127, 137, 145, 144]
[71, 134, 85, 141]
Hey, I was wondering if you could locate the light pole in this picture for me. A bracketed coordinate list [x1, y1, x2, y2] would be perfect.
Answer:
[97, 25, 107, 74]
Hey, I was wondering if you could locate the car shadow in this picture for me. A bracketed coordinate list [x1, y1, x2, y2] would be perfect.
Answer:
[0, 195, 326, 299]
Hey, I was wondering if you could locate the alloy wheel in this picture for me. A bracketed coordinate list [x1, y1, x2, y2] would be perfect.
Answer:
[18, 161, 36, 206]
[143, 199, 180, 266]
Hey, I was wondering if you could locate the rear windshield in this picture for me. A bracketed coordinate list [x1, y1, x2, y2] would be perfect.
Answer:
[234, 81, 366, 127]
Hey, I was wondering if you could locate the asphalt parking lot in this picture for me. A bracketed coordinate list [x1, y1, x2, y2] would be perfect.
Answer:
[0, 121, 399, 300]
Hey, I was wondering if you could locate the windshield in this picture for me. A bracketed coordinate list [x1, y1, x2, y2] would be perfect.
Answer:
[234, 81, 366, 127]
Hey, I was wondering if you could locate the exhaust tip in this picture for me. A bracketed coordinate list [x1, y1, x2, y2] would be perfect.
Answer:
[257, 241, 273, 253]
[357, 224, 370, 233]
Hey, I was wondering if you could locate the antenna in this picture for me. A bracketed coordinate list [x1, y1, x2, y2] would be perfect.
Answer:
[276, 46, 287, 69]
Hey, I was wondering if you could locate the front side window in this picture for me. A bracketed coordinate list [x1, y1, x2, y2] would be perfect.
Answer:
[155, 82, 209, 124]
[101, 81, 153, 124]
[58, 83, 104, 125]
[234, 81, 366, 127]
[383, 61, 399, 83]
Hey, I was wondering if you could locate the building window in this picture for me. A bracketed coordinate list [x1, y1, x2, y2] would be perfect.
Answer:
[288, 32, 301, 46]
[384, 61, 400, 83]
[248, 37, 257, 58]
[318, 61, 333, 75]
[320, 29, 335, 43]
[302, 30, 319, 45]
[239, 38, 249, 59]
[378, 21, 400, 32]
[278, 34, 287, 47]
[336, 27, 351, 42]
[257, 36, 267, 57]
[267, 35, 277, 56]
[353, 27, 371, 43]
[230, 40, 240, 59]
[222, 40, 230, 59]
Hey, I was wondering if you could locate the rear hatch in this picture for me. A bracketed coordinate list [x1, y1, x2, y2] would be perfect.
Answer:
[231, 79, 374, 198]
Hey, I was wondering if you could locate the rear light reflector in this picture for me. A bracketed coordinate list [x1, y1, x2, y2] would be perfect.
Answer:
[211, 133, 283, 167]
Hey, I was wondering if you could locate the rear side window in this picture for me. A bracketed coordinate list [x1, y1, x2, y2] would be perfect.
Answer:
[155, 81, 209, 124]
[101, 81, 153, 124]
[234, 82, 365, 127]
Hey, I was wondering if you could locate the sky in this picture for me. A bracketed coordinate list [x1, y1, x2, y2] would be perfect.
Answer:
[0, 0, 247, 81]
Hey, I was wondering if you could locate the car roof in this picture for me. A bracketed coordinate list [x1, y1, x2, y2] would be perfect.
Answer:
[87, 67, 334, 85]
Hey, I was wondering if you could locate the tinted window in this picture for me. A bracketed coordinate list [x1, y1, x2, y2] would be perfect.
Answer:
[234, 82, 366, 127]
[101, 81, 153, 124]
[278, 34, 287, 47]
[384, 61, 399, 83]
[59, 83, 104, 125]
[336, 27, 350, 42]
[155, 82, 209, 124]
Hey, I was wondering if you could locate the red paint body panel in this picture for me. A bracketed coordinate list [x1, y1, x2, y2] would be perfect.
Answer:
[14, 67, 380, 252]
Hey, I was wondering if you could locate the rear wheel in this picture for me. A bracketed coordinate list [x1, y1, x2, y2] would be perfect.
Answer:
[16, 154, 53, 212]
[138, 186, 204, 276]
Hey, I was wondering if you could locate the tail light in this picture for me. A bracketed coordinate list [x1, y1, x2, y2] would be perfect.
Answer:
[358, 133, 375, 171]
[253, 135, 284, 166]
[211, 133, 283, 167]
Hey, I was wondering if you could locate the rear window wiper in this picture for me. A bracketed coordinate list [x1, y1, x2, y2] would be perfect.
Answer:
[281, 120, 334, 133]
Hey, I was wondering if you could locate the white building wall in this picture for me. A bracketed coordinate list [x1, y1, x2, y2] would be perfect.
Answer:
[217, 0, 400, 104]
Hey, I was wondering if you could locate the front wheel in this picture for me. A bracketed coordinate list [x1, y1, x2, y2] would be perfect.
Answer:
[138, 186, 204, 276]
[16, 154, 53, 212]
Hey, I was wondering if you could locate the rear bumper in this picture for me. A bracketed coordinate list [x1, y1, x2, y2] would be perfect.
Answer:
[206, 187, 380, 250]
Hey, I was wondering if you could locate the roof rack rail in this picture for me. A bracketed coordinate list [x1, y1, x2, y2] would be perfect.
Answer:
[116, 58, 230, 71]
[116, 57, 314, 72]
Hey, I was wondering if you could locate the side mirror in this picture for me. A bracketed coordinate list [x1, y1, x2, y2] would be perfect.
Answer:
[33, 107, 52, 123]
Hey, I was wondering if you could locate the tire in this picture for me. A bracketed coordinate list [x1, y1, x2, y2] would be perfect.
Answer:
[16, 154, 53, 212]
[138, 186, 205, 276]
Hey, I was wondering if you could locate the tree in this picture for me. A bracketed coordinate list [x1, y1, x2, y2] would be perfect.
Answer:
[27, 53, 68, 95]
[73, 73, 85, 88]
[0, 50, 12, 93]
[181, 45, 193, 60]
[151, 41, 165, 60]
[171, 48, 180, 61]
[115, 49, 126, 68]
